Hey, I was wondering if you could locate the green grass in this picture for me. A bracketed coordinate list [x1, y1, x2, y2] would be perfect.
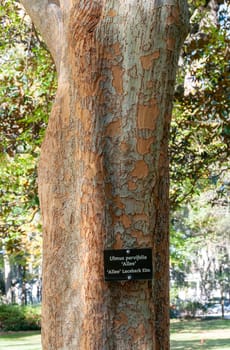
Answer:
[170, 319, 230, 350]
[0, 319, 229, 349]
[0, 332, 41, 350]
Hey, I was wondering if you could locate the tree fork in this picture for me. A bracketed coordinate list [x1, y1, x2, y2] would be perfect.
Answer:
[20, 0, 189, 349]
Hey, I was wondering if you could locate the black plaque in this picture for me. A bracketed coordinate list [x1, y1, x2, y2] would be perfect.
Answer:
[104, 248, 153, 281]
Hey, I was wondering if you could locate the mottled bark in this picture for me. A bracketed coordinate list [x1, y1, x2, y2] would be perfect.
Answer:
[20, 0, 189, 349]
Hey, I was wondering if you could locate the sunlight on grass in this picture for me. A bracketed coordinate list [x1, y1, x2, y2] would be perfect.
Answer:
[170, 319, 230, 350]
[0, 320, 229, 349]
[0, 332, 41, 350]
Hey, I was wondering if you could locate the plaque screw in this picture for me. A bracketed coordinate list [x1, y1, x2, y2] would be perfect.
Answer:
[126, 249, 130, 254]
[128, 275, 132, 280]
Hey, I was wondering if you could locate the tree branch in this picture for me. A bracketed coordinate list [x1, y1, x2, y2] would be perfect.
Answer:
[20, 0, 63, 69]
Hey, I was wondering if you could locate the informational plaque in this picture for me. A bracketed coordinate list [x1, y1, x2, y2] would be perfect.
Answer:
[104, 248, 153, 281]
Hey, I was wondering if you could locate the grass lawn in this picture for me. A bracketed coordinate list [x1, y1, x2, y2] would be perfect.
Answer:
[0, 331, 41, 350]
[170, 319, 230, 349]
[0, 319, 229, 349]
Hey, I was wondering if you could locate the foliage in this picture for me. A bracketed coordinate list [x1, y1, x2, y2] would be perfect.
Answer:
[170, 1, 230, 209]
[0, 0, 56, 289]
[0, 304, 41, 331]
[0, 153, 40, 261]
[170, 1, 230, 302]
[183, 300, 206, 317]
[0, 0, 56, 154]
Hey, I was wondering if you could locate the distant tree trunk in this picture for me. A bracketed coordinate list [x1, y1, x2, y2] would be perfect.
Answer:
[20, 1, 189, 349]
[3, 248, 12, 303]
[221, 292, 225, 319]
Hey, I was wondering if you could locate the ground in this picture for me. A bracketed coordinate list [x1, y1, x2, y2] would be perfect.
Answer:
[171, 319, 230, 349]
[0, 319, 229, 349]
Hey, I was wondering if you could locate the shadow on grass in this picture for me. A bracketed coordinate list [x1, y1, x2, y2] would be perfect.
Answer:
[171, 337, 230, 350]
[170, 319, 230, 350]
[171, 319, 230, 333]
[0, 331, 40, 338]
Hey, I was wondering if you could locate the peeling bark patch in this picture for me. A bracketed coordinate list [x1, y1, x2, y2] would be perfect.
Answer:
[82, 151, 103, 179]
[133, 214, 148, 222]
[167, 37, 176, 51]
[120, 142, 129, 152]
[105, 119, 121, 137]
[113, 233, 123, 249]
[114, 196, 125, 210]
[131, 160, 149, 179]
[137, 101, 159, 130]
[140, 50, 160, 70]
[71, 280, 79, 290]
[137, 137, 154, 155]
[111, 65, 124, 94]
[114, 312, 128, 329]
[112, 42, 121, 56]
[107, 9, 117, 17]
[105, 183, 113, 199]
[102, 42, 121, 60]
[128, 323, 146, 343]
[76, 102, 92, 132]
[120, 214, 131, 228]
[128, 181, 137, 190]
[147, 80, 154, 89]
[166, 6, 180, 25]
[131, 231, 152, 246]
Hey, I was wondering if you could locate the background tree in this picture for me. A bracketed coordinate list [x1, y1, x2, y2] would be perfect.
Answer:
[170, 178, 230, 309]
[170, 0, 229, 208]
[0, 0, 56, 303]
[169, 0, 230, 310]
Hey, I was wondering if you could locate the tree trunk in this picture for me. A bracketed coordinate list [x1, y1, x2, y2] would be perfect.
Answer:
[20, 0, 189, 349]
[3, 247, 12, 303]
